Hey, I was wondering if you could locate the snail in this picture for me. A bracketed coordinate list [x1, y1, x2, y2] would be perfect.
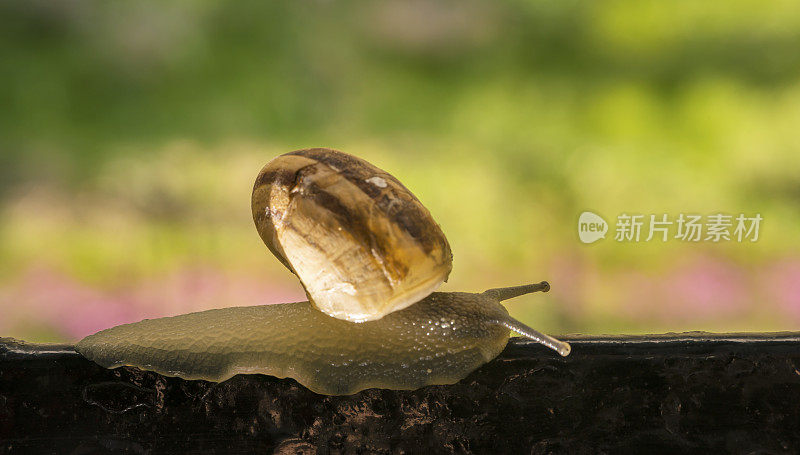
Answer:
[76, 148, 570, 395]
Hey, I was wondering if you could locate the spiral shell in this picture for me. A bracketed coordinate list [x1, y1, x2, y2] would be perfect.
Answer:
[252, 148, 452, 322]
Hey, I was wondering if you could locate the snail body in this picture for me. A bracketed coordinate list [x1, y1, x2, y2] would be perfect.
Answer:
[77, 148, 570, 395]
[76, 283, 564, 395]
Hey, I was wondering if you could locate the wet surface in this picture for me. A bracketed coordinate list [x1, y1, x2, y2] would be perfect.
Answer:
[2, 333, 800, 454]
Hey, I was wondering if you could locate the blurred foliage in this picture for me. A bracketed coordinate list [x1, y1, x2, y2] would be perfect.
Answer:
[1, 0, 799, 342]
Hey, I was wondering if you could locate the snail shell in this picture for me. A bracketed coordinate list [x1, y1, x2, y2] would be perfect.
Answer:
[252, 148, 452, 322]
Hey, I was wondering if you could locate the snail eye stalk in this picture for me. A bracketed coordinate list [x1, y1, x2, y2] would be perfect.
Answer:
[482, 281, 550, 301]
[483, 281, 570, 357]
[498, 317, 571, 357]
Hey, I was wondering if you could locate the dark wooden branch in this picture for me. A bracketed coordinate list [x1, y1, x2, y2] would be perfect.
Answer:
[3, 333, 800, 454]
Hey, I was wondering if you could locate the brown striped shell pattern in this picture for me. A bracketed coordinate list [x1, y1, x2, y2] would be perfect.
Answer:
[252, 148, 452, 322]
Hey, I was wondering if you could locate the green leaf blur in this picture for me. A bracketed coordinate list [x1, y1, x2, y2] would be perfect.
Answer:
[1, 0, 799, 341]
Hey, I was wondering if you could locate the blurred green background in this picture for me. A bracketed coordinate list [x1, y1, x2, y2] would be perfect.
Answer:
[2, 0, 799, 342]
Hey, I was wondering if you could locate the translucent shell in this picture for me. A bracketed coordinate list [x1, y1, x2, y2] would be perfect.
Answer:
[252, 148, 453, 322]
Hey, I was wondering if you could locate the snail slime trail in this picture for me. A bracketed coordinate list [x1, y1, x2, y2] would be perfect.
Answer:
[77, 148, 570, 395]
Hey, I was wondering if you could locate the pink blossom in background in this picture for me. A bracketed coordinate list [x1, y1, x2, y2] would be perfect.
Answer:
[762, 259, 800, 322]
[618, 269, 661, 320]
[549, 253, 591, 318]
[0, 266, 305, 341]
[666, 256, 749, 319]
[0, 267, 139, 340]
[621, 255, 749, 322]
[125, 267, 306, 318]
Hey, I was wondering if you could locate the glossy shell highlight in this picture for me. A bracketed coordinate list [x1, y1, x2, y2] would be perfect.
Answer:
[251, 148, 453, 322]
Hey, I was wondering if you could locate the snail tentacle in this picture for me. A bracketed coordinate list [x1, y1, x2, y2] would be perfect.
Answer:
[482, 281, 550, 301]
[497, 317, 571, 357]
[482, 281, 571, 356]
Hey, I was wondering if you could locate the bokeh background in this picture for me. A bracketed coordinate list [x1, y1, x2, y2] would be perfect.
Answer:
[2, 0, 800, 342]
